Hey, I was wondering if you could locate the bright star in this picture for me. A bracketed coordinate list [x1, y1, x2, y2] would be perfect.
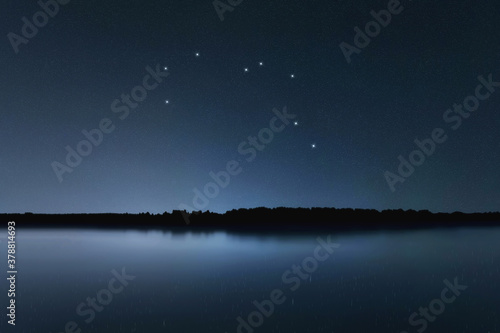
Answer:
[311, 143, 316, 149]
[244, 68, 249, 72]
[291, 74, 295, 78]
[294, 121, 298, 126]
[165, 100, 169, 104]
[259, 62, 263, 66]
[164, 66, 168, 70]
[195, 52, 200, 57]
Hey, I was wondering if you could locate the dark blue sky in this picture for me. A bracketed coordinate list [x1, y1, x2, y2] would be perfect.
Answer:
[1, 0, 500, 214]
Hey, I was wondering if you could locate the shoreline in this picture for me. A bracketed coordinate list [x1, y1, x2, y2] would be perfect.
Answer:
[2, 207, 500, 233]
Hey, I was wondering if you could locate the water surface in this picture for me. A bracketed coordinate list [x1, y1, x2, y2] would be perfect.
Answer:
[2, 227, 499, 332]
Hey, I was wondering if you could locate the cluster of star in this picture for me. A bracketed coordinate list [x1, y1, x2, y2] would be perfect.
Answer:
[161, 52, 316, 149]
[242, 61, 294, 79]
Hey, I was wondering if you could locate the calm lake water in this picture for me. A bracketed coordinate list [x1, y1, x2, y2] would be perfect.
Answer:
[2, 227, 499, 333]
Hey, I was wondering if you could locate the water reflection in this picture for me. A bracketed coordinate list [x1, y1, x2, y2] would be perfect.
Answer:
[1, 227, 498, 333]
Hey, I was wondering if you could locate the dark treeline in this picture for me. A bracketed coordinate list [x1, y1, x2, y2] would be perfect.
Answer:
[2, 207, 500, 233]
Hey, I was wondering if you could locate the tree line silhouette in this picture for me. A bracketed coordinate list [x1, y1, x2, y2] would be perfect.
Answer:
[2, 207, 500, 233]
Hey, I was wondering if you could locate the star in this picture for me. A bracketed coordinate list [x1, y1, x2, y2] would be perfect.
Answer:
[259, 62, 263, 66]
[164, 66, 168, 71]
[165, 100, 169, 104]
[311, 143, 316, 149]
[244, 68, 249, 72]
[195, 52, 200, 57]
[294, 121, 298, 126]
[290, 74, 295, 78]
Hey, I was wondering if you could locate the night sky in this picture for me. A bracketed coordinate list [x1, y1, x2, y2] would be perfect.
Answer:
[1, 0, 499, 214]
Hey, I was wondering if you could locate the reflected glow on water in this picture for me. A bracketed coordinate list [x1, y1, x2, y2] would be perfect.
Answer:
[1, 227, 499, 333]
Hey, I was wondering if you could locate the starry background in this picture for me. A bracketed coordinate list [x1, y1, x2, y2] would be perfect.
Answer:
[1, 0, 499, 214]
